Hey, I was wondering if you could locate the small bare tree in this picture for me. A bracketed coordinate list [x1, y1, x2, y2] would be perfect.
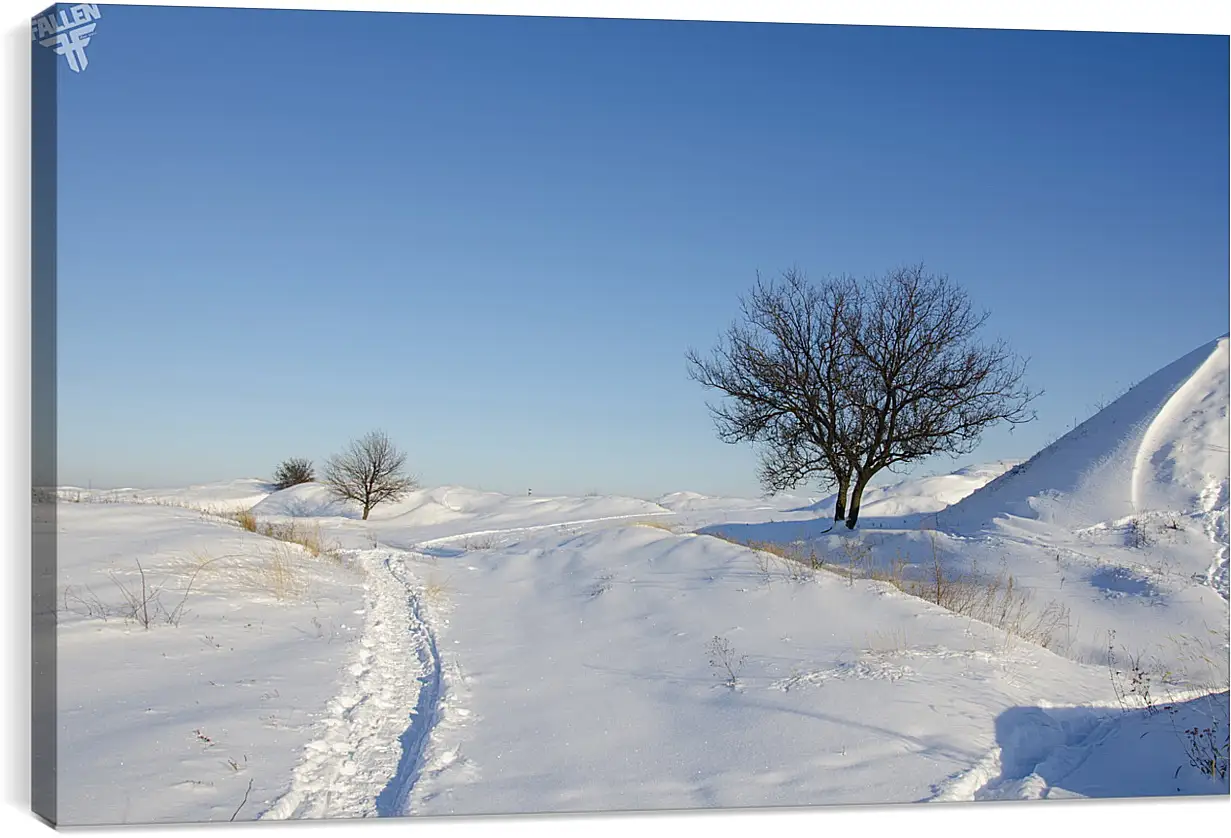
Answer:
[689, 265, 1037, 529]
[324, 430, 418, 520]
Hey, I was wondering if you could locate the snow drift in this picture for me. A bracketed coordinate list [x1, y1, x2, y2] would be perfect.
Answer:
[947, 336, 1229, 530]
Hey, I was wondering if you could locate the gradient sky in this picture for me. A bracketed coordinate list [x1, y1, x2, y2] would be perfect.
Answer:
[53, 6, 1229, 498]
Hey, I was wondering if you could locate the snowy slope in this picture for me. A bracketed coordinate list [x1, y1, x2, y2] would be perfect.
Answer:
[395, 525, 1226, 814]
[251, 483, 675, 549]
[708, 337, 1230, 677]
[947, 336, 1229, 530]
[928, 336, 1230, 663]
[55, 502, 366, 825]
[52, 337, 1230, 822]
[402, 526, 1105, 813]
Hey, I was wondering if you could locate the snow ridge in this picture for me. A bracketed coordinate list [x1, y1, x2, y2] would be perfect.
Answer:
[259, 548, 442, 819]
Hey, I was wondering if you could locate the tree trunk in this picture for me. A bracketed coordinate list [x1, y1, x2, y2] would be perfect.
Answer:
[845, 476, 870, 529]
[362, 504, 371, 521]
[833, 473, 850, 521]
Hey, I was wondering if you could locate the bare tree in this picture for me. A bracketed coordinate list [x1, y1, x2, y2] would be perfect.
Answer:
[686, 269, 861, 522]
[324, 430, 418, 520]
[689, 265, 1037, 529]
[836, 265, 1037, 526]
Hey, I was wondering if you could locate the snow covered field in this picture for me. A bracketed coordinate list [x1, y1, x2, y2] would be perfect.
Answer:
[52, 338, 1229, 824]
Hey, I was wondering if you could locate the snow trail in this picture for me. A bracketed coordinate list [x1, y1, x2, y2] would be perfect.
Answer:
[413, 510, 676, 548]
[374, 552, 445, 816]
[260, 548, 442, 819]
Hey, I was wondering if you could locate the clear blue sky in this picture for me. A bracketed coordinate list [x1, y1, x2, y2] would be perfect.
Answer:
[54, 7, 1229, 498]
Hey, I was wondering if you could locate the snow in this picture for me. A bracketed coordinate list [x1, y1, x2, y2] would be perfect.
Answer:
[401, 525, 1116, 814]
[946, 336, 1229, 531]
[55, 503, 366, 825]
[52, 336, 1229, 824]
[58, 478, 274, 514]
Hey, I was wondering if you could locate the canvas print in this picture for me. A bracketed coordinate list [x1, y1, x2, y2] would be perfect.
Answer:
[30, 3, 1230, 827]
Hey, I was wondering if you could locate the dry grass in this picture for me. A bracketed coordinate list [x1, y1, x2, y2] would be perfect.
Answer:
[864, 627, 911, 657]
[893, 534, 1072, 651]
[708, 529, 1071, 650]
[226, 544, 310, 601]
[865, 548, 910, 588]
[706, 533, 826, 583]
[632, 520, 675, 532]
[420, 574, 452, 609]
[257, 519, 341, 561]
[234, 508, 258, 532]
[167, 547, 310, 603]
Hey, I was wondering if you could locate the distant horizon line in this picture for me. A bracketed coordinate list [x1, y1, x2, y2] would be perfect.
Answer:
[54, 456, 1027, 502]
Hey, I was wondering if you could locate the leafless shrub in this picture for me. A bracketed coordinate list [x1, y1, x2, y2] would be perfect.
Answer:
[1180, 715, 1229, 780]
[1107, 631, 1164, 715]
[707, 635, 746, 689]
[62, 585, 111, 621]
[166, 552, 223, 626]
[839, 538, 872, 586]
[459, 535, 498, 552]
[1125, 517, 1154, 549]
[110, 559, 163, 629]
[271, 457, 315, 490]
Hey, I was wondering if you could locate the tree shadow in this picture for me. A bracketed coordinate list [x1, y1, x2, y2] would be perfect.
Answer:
[966, 693, 1229, 800]
[696, 512, 942, 547]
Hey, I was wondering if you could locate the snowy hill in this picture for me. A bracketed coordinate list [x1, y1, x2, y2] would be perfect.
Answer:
[58, 477, 274, 513]
[251, 482, 674, 548]
[51, 338, 1230, 824]
[947, 336, 1229, 531]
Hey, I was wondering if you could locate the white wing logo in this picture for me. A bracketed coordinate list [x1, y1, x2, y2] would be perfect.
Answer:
[40, 22, 96, 73]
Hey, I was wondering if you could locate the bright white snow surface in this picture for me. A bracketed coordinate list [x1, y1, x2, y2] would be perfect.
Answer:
[55, 337, 1229, 824]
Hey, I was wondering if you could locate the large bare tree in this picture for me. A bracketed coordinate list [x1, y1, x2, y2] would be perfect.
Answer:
[689, 265, 1037, 529]
[686, 269, 862, 522]
[324, 430, 418, 520]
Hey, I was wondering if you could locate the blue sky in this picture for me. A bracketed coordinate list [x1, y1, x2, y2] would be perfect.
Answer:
[54, 7, 1229, 498]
